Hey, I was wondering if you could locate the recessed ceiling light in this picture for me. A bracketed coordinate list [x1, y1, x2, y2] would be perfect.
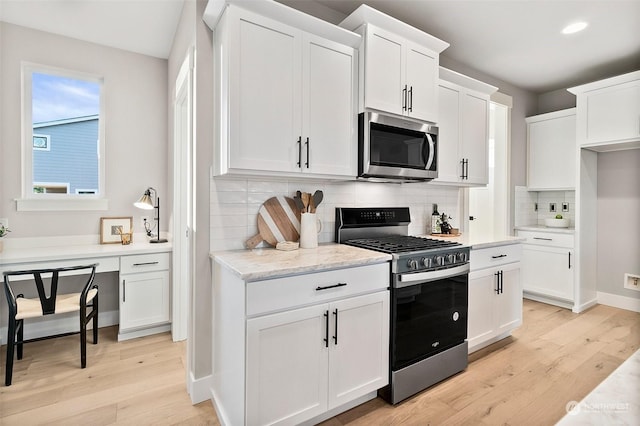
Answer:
[562, 22, 588, 34]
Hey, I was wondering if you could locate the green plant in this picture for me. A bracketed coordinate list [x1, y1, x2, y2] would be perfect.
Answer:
[0, 225, 10, 237]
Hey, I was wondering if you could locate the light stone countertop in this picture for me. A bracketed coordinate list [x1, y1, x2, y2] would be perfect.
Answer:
[556, 348, 640, 425]
[210, 243, 392, 282]
[515, 225, 575, 234]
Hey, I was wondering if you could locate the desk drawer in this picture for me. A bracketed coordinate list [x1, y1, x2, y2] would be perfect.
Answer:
[471, 244, 522, 271]
[120, 253, 170, 274]
[247, 262, 389, 317]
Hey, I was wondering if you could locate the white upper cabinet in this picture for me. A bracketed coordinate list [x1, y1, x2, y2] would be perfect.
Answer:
[361, 25, 439, 122]
[208, 1, 360, 178]
[435, 68, 497, 186]
[526, 108, 576, 190]
[340, 4, 449, 124]
[568, 70, 640, 151]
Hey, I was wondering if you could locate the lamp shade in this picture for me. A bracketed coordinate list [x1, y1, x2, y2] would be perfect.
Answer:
[134, 193, 154, 210]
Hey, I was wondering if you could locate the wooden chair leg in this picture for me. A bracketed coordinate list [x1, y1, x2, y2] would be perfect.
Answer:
[93, 293, 99, 344]
[5, 318, 16, 386]
[17, 319, 24, 360]
[80, 307, 87, 369]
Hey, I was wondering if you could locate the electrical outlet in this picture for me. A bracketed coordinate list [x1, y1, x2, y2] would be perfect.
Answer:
[549, 203, 556, 213]
[562, 202, 569, 212]
[0, 218, 8, 229]
[624, 273, 640, 292]
[534, 203, 538, 212]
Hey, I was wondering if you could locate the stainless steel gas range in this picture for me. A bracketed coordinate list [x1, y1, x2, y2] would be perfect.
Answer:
[336, 207, 470, 404]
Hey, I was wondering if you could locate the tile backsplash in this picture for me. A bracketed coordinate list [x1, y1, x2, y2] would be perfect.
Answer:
[514, 186, 575, 227]
[211, 177, 462, 251]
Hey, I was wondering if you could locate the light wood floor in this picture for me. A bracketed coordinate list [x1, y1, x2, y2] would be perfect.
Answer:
[1, 299, 638, 425]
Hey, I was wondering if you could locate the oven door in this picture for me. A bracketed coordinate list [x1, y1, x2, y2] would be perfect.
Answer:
[359, 112, 438, 180]
[391, 269, 468, 371]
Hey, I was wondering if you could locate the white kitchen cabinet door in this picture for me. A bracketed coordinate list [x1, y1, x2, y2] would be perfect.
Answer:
[495, 263, 522, 335]
[302, 34, 357, 176]
[405, 41, 438, 122]
[120, 270, 170, 331]
[467, 268, 498, 350]
[521, 246, 574, 301]
[363, 25, 404, 116]
[328, 291, 389, 409]
[461, 92, 489, 185]
[246, 304, 329, 426]
[527, 109, 576, 190]
[436, 83, 462, 183]
[228, 10, 302, 173]
[582, 80, 640, 145]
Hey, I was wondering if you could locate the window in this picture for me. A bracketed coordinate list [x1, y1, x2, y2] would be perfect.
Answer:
[33, 134, 50, 151]
[19, 64, 106, 211]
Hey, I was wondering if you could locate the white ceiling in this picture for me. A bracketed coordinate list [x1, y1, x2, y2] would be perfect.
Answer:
[311, 0, 640, 93]
[0, 0, 185, 59]
[1, 0, 638, 93]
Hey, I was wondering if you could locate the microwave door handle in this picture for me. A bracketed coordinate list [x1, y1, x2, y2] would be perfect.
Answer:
[424, 133, 435, 169]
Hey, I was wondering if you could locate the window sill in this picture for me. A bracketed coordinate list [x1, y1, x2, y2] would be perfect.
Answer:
[16, 198, 109, 212]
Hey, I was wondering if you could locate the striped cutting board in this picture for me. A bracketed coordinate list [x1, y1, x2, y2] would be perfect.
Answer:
[245, 196, 301, 249]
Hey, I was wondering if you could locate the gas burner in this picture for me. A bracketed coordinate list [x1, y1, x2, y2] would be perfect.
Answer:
[345, 235, 460, 254]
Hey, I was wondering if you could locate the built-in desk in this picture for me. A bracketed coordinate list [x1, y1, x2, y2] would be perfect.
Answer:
[0, 237, 172, 342]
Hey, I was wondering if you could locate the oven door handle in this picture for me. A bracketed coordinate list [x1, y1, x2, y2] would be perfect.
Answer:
[396, 263, 470, 288]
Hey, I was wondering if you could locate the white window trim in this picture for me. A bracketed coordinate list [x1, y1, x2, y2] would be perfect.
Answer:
[18, 62, 108, 212]
[33, 133, 50, 151]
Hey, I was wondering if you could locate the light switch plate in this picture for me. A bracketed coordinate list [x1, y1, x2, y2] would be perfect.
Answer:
[549, 203, 556, 212]
[562, 203, 569, 212]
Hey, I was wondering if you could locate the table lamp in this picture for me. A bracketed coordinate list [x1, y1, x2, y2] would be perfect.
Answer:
[134, 187, 168, 243]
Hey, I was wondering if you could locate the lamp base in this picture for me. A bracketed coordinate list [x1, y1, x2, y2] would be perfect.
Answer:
[150, 238, 168, 243]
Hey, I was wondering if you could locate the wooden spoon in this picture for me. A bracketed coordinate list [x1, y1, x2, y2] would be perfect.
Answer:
[301, 192, 311, 213]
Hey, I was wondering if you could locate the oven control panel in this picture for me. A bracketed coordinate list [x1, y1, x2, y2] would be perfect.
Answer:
[398, 248, 470, 274]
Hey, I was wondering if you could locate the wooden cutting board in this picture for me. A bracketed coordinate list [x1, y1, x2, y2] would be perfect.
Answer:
[245, 196, 301, 249]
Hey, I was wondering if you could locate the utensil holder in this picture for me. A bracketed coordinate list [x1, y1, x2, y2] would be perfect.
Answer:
[299, 213, 322, 249]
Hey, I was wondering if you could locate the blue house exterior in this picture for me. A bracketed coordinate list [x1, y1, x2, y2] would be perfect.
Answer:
[32, 115, 99, 194]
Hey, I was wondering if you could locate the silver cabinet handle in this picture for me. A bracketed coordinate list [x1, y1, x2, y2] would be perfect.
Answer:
[533, 237, 553, 241]
[133, 261, 159, 266]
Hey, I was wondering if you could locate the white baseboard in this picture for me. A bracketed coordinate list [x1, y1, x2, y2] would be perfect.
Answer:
[597, 291, 640, 313]
[0, 310, 118, 345]
[188, 371, 213, 405]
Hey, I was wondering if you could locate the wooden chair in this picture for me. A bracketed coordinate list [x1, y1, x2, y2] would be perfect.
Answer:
[3, 264, 99, 386]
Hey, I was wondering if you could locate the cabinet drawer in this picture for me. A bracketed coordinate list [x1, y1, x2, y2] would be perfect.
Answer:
[247, 262, 389, 317]
[471, 244, 522, 271]
[515, 230, 574, 248]
[120, 252, 170, 274]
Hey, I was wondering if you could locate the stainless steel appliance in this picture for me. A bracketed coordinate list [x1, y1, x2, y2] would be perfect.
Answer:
[336, 207, 469, 404]
[358, 112, 438, 181]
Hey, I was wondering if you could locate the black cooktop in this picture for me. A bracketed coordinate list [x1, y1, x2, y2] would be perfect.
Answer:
[344, 235, 460, 254]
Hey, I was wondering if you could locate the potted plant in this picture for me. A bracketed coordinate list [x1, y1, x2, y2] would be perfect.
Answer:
[0, 225, 10, 253]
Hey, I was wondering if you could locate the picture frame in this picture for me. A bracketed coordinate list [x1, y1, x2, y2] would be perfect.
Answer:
[100, 216, 133, 244]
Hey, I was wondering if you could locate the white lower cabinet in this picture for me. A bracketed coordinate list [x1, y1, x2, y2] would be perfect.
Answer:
[246, 292, 389, 425]
[119, 253, 170, 341]
[211, 261, 390, 426]
[516, 229, 575, 307]
[467, 244, 522, 353]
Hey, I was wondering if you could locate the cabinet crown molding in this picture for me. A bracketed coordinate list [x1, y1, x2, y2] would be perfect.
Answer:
[203, 0, 361, 47]
[567, 69, 640, 94]
[339, 4, 449, 53]
[440, 67, 498, 95]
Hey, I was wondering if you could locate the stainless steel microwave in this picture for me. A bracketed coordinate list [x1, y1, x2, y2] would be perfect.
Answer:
[358, 112, 438, 181]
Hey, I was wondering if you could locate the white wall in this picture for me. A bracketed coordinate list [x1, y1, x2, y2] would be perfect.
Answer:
[596, 149, 640, 298]
[0, 22, 169, 238]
